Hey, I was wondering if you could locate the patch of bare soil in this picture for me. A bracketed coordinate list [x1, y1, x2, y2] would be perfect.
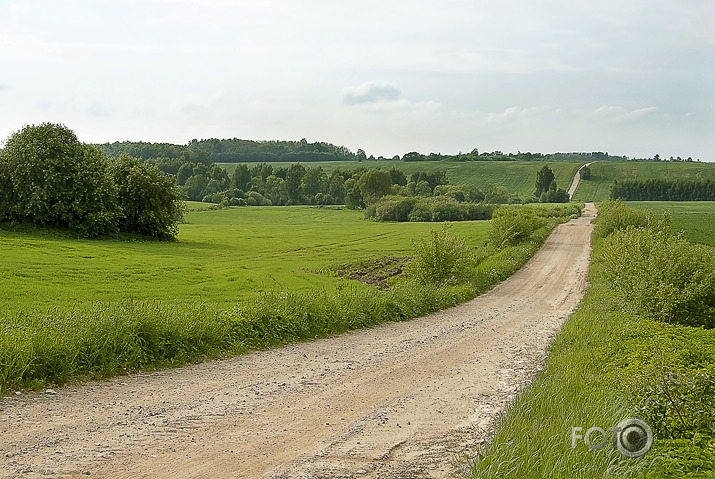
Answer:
[0, 204, 596, 479]
[333, 256, 409, 289]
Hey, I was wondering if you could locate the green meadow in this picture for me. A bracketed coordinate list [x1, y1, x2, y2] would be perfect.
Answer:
[1, 205, 490, 313]
[219, 160, 583, 198]
[2, 202, 582, 393]
[627, 201, 715, 247]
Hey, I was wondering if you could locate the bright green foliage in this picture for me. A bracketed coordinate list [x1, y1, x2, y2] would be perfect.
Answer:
[595, 201, 714, 327]
[593, 199, 665, 239]
[637, 368, 715, 441]
[489, 206, 546, 248]
[405, 224, 474, 285]
[365, 195, 494, 222]
[110, 155, 186, 238]
[0, 123, 120, 236]
[601, 227, 715, 327]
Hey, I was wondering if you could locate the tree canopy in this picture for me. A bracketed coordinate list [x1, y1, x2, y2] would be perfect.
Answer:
[0, 123, 185, 238]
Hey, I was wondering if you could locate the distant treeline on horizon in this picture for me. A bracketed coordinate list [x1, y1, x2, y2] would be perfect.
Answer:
[96, 138, 702, 165]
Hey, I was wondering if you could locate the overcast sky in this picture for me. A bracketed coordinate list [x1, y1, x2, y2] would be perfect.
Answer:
[1, 0, 713, 160]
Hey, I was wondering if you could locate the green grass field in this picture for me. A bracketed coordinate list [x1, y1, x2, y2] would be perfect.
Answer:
[626, 201, 715, 247]
[572, 162, 715, 202]
[0, 206, 491, 313]
[219, 160, 583, 198]
[2, 203, 578, 393]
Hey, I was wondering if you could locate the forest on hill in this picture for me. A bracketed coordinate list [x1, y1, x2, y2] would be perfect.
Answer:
[97, 138, 655, 165]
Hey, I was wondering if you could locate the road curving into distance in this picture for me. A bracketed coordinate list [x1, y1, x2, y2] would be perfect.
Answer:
[0, 203, 597, 479]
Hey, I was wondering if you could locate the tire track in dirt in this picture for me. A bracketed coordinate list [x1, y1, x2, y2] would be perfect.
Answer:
[0, 204, 596, 479]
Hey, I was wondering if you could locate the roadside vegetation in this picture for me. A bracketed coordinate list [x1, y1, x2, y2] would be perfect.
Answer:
[465, 201, 715, 478]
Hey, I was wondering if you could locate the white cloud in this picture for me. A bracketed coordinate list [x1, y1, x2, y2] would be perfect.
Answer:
[342, 83, 401, 105]
[592, 105, 659, 120]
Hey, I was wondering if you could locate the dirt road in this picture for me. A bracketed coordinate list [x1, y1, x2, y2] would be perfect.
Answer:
[0, 204, 596, 479]
[567, 162, 595, 200]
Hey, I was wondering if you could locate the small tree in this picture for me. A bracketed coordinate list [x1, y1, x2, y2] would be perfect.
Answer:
[110, 155, 186, 238]
[534, 165, 555, 197]
[580, 165, 592, 180]
[358, 169, 393, 204]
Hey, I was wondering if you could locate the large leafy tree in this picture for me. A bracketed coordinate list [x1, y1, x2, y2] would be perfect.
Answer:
[0, 123, 186, 238]
[358, 169, 393, 203]
[110, 155, 186, 238]
[0, 123, 120, 236]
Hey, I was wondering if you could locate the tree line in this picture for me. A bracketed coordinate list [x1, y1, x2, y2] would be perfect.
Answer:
[611, 178, 715, 201]
[195, 162, 451, 208]
[99, 139, 698, 165]
[0, 123, 185, 238]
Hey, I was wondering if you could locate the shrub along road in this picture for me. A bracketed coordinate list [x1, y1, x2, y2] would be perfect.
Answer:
[0, 204, 596, 479]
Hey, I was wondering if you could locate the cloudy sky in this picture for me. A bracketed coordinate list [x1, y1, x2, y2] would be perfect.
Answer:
[1, 0, 713, 160]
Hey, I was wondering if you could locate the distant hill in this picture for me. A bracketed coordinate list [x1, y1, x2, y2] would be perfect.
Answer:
[571, 161, 715, 202]
[95, 138, 643, 164]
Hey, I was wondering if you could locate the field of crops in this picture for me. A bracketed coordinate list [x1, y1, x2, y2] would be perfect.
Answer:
[219, 160, 583, 198]
[0, 205, 491, 313]
[572, 161, 715, 202]
[627, 201, 715, 246]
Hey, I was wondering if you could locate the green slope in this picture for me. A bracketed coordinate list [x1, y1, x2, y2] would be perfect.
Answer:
[572, 161, 715, 202]
[220, 160, 583, 199]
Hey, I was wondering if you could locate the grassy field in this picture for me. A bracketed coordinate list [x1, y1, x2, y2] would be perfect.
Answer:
[219, 160, 583, 198]
[1, 203, 582, 393]
[0, 206, 492, 313]
[627, 201, 715, 247]
[572, 162, 715, 202]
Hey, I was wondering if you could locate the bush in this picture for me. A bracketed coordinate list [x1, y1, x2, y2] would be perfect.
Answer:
[637, 367, 715, 440]
[489, 206, 546, 248]
[404, 224, 474, 285]
[601, 226, 715, 327]
[365, 195, 494, 222]
[593, 199, 668, 238]
[0, 123, 186, 238]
